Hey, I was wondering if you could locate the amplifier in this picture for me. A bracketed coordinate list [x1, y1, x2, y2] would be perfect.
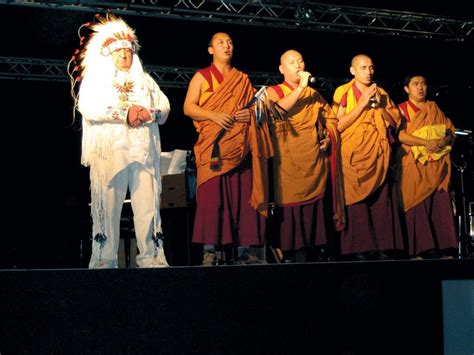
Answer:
[161, 173, 187, 209]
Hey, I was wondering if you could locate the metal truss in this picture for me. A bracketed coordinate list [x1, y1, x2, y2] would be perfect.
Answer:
[0, 57, 343, 95]
[146, 65, 286, 89]
[0, 57, 70, 83]
[1, 0, 472, 41]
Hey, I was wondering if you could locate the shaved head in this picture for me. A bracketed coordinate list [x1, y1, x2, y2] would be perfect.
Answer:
[208, 32, 231, 47]
[351, 54, 371, 67]
[280, 49, 301, 64]
[349, 53, 374, 85]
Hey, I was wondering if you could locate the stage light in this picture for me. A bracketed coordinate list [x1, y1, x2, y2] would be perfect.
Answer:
[455, 129, 472, 136]
[295, 3, 314, 23]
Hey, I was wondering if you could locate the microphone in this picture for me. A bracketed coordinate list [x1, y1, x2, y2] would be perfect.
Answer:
[369, 95, 377, 108]
[298, 71, 316, 84]
[369, 81, 378, 108]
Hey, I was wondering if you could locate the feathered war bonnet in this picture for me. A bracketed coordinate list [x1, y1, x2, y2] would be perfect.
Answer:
[68, 13, 140, 116]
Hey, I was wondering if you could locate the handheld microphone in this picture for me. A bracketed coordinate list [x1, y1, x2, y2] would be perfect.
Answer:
[369, 95, 377, 108]
[298, 71, 316, 84]
[369, 81, 378, 108]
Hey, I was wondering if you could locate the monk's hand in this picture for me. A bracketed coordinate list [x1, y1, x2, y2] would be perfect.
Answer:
[444, 129, 455, 146]
[319, 135, 331, 152]
[437, 134, 452, 149]
[425, 139, 440, 153]
[234, 108, 250, 123]
[363, 83, 378, 107]
[212, 112, 235, 130]
[297, 71, 311, 89]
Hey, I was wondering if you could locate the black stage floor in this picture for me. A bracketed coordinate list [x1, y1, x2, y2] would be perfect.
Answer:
[1, 259, 473, 354]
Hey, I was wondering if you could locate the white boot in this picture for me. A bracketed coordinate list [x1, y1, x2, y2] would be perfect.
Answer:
[151, 238, 169, 267]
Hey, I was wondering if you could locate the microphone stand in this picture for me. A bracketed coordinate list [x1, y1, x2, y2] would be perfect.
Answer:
[452, 159, 466, 258]
[452, 155, 473, 258]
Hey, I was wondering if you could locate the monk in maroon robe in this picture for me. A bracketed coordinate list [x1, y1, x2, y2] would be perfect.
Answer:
[183, 32, 272, 265]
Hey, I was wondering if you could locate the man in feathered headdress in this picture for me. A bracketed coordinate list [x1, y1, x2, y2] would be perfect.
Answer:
[70, 14, 171, 268]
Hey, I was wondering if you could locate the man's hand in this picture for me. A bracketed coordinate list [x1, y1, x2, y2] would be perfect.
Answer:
[233, 108, 251, 123]
[297, 71, 311, 89]
[319, 135, 331, 152]
[362, 83, 378, 107]
[211, 112, 235, 130]
[425, 139, 440, 153]
[127, 105, 152, 128]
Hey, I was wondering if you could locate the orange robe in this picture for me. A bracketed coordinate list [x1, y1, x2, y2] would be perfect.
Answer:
[394, 100, 454, 212]
[193, 65, 273, 215]
[332, 79, 402, 205]
[269, 82, 345, 229]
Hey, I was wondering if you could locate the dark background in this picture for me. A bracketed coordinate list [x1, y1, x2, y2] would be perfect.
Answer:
[0, 3, 472, 268]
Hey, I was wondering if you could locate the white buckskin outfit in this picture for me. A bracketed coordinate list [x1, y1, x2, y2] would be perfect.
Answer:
[74, 15, 170, 268]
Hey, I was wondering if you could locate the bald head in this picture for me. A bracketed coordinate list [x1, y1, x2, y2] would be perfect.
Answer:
[350, 54, 374, 86]
[278, 49, 305, 84]
[280, 49, 302, 65]
[208, 32, 231, 47]
[351, 54, 371, 67]
[207, 32, 234, 64]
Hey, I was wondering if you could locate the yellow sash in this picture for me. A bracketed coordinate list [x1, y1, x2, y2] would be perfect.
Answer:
[411, 124, 451, 164]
